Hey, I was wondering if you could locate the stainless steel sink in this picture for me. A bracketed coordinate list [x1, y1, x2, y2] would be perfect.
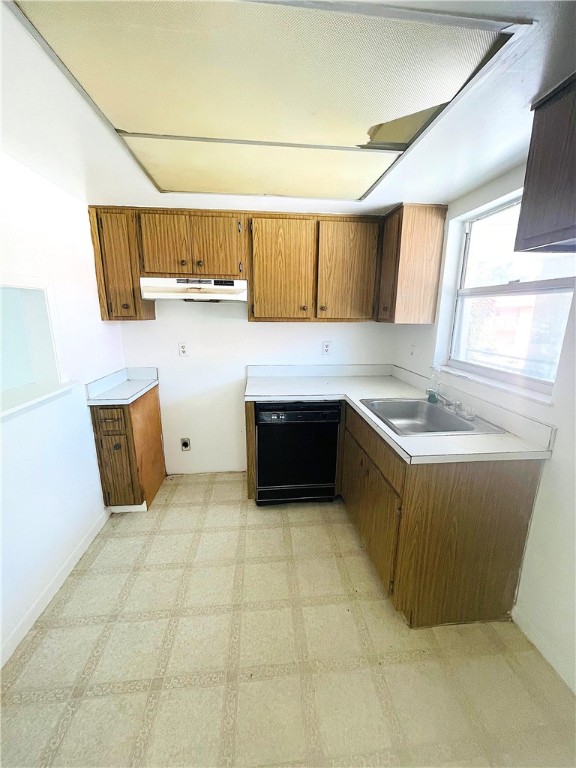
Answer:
[360, 399, 505, 436]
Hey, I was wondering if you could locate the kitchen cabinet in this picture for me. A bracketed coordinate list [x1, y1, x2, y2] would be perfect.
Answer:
[376, 204, 447, 324]
[139, 211, 248, 277]
[341, 429, 400, 593]
[250, 217, 380, 320]
[90, 387, 166, 507]
[251, 218, 317, 319]
[317, 220, 380, 319]
[515, 74, 576, 252]
[341, 403, 543, 627]
[88, 208, 155, 321]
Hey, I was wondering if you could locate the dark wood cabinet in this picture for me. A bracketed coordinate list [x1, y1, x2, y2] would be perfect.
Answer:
[515, 74, 576, 252]
[91, 387, 166, 508]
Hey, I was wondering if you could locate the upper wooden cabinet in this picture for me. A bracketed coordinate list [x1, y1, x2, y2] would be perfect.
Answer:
[377, 204, 447, 324]
[251, 218, 317, 319]
[140, 212, 191, 274]
[89, 208, 155, 321]
[317, 221, 379, 319]
[138, 212, 248, 277]
[515, 74, 576, 252]
[190, 216, 248, 277]
[250, 217, 380, 321]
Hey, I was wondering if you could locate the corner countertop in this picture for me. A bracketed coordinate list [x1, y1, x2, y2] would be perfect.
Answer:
[86, 367, 158, 406]
[244, 366, 552, 465]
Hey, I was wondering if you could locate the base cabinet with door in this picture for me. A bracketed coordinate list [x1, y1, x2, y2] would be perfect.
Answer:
[90, 387, 166, 508]
[341, 404, 543, 627]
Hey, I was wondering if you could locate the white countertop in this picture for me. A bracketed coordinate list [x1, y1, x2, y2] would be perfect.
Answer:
[245, 373, 551, 465]
[86, 367, 158, 406]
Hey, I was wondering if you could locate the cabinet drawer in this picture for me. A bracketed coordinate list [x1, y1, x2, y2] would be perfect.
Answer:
[93, 407, 126, 435]
[345, 405, 406, 496]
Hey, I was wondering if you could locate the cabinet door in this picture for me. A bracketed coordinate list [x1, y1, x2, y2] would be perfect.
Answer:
[251, 218, 316, 319]
[190, 216, 248, 277]
[342, 429, 401, 595]
[317, 221, 379, 319]
[99, 435, 138, 506]
[341, 429, 368, 531]
[515, 77, 576, 251]
[377, 208, 401, 321]
[140, 213, 191, 274]
[364, 460, 401, 593]
[97, 211, 138, 319]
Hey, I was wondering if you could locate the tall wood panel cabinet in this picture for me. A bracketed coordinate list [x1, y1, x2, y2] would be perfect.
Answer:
[90, 387, 166, 508]
[89, 208, 156, 321]
[377, 204, 447, 324]
[515, 74, 576, 252]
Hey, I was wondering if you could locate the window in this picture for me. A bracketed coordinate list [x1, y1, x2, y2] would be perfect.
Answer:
[449, 200, 575, 394]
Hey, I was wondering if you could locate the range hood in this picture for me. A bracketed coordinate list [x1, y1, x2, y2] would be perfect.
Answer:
[140, 277, 248, 302]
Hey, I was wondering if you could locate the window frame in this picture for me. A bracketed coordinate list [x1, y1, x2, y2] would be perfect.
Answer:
[447, 198, 575, 395]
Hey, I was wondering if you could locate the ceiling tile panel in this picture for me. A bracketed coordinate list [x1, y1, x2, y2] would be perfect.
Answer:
[123, 137, 399, 199]
[18, 1, 502, 146]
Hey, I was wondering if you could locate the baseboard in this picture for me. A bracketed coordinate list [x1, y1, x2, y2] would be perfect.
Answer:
[1, 510, 109, 666]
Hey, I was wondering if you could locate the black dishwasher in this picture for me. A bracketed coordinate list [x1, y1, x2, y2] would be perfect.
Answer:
[255, 401, 341, 505]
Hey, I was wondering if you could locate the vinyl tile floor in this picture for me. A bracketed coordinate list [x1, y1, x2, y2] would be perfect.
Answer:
[2, 472, 575, 767]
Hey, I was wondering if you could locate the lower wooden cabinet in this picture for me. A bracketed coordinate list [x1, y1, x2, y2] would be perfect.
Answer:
[341, 404, 544, 627]
[90, 387, 166, 507]
[341, 430, 400, 593]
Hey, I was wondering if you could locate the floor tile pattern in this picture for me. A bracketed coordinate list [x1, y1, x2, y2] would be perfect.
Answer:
[2, 472, 575, 767]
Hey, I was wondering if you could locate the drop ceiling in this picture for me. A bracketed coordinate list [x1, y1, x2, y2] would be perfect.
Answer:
[16, 0, 521, 200]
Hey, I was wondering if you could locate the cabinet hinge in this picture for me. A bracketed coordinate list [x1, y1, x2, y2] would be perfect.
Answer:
[237, 221, 242, 233]
[251, 303, 255, 315]
[249, 220, 253, 233]
[107, 301, 113, 315]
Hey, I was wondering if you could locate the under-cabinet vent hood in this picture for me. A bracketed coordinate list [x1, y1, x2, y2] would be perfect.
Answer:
[140, 277, 248, 302]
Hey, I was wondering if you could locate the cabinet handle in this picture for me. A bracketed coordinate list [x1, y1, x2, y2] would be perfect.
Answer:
[196, 260, 204, 267]
[320, 305, 328, 311]
[121, 303, 130, 309]
[113, 443, 121, 451]
[301, 305, 308, 311]
[382, 305, 389, 312]
[237, 221, 242, 233]
[180, 259, 187, 266]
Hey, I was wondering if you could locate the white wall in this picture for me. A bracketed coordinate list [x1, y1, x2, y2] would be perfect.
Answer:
[122, 301, 395, 473]
[0, 154, 125, 663]
[393, 167, 576, 691]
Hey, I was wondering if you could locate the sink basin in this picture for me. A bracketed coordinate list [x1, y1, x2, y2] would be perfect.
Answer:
[360, 399, 505, 436]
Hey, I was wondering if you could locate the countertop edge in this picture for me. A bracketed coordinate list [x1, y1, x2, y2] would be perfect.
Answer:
[245, 379, 551, 465]
[86, 379, 158, 406]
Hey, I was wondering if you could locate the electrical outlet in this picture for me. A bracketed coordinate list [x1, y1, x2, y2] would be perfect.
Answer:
[322, 341, 332, 356]
[178, 342, 189, 357]
[180, 438, 191, 451]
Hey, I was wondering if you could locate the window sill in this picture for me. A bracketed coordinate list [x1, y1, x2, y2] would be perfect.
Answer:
[439, 365, 554, 406]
